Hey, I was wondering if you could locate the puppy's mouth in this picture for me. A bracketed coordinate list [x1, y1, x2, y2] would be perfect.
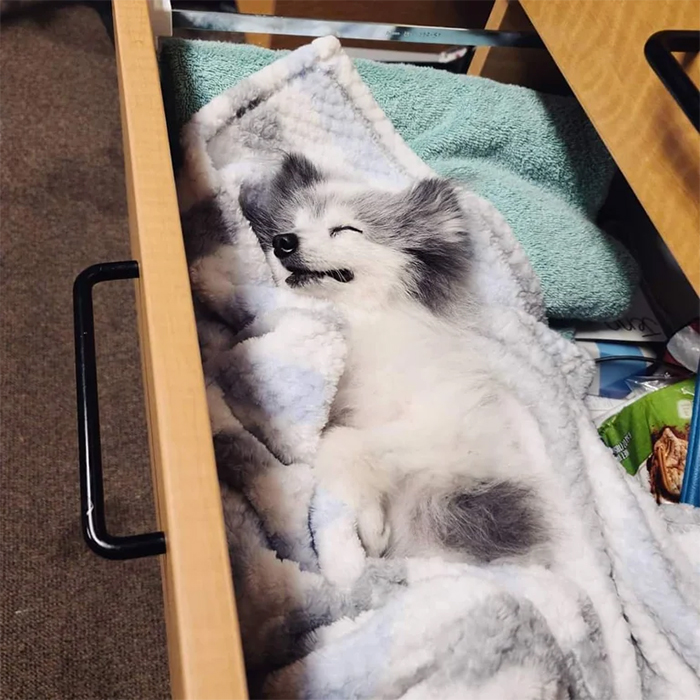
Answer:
[285, 266, 354, 287]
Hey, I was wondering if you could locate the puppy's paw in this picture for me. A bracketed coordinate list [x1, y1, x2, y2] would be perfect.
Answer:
[316, 514, 367, 590]
[312, 487, 367, 590]
[314, 426, 392, 561]
[357, 499, 391, 557]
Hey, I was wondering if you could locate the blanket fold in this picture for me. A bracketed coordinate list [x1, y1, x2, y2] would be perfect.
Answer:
[176, 37, 700, 699]
[161, 36, 639, 322]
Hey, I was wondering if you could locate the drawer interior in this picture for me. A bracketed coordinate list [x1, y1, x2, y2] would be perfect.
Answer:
[116, 1, 698, 695]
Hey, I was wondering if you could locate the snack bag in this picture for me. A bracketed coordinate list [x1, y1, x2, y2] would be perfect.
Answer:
[598, 377, 696, 503]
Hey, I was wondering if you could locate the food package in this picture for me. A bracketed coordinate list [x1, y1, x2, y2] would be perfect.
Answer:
[597, 377, 696, 504]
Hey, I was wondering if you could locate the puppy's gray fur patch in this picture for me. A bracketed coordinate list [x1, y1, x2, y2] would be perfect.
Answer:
[239, 153, 322, 250]
[420, 480, 547, 562]
[353, 179, 472, 313]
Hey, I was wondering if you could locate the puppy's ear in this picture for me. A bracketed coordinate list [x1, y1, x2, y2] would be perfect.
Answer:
[239, 178, 277, 247]
[398, 179, 472, 313]
[277, 153, 322, 192]
[239, 153, 323, 247]
[403, 179, 465, 236]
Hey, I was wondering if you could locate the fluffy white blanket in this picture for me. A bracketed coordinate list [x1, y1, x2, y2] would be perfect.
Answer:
[177, 36, 700, 699]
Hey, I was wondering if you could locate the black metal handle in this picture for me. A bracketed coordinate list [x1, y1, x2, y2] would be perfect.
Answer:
[644, 30, 700, 133]
[73, 261, 166, 560]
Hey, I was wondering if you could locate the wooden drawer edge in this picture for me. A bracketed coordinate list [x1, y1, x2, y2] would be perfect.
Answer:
[113, 2, 248, 698]
[520, 0, 700, 295]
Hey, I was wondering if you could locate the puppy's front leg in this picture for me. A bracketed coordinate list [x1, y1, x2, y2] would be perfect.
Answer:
[314, 426, 391, 559]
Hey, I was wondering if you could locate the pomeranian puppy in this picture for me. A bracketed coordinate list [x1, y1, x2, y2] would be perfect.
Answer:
[239, 153, 553, 566]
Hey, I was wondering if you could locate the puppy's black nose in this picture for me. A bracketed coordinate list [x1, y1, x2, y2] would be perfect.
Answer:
[272, 233, 299, 258]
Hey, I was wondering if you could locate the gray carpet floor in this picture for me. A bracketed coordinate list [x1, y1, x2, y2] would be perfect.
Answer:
[1, 3, 170, 697]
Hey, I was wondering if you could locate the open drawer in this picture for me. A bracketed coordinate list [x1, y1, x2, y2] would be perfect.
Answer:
[91, 1, 248, 697]
[79, 1, 698, 699]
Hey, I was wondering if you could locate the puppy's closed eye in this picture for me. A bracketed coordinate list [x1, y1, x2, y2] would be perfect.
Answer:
[330, 225, 363, 237]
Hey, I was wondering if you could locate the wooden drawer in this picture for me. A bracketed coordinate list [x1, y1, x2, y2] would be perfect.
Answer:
[521, 0, 700, 295]
[112, 2, 247, 698]
[236, 0, 493, 51]
[109, 1, 698, 698]
[471, 0, 700, 296]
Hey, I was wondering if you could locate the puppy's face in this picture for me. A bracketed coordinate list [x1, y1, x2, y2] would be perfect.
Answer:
[239, 154, 471, 313]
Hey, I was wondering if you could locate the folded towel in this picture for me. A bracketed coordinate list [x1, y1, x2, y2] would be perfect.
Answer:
[160, 37, 639, 321]
[178, 37, 700, 699]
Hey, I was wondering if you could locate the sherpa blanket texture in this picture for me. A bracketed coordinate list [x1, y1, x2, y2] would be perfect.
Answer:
[160, 36, 639, 322]
[176, 37, 700, 700]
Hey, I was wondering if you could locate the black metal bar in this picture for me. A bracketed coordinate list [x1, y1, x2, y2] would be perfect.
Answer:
[644, 30, 700, 133]
[73, 261, 166, 561]
[171, 9, 544, 49]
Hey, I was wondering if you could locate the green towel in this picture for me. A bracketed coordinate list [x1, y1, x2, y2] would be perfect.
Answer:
[159, 38, 638, 321]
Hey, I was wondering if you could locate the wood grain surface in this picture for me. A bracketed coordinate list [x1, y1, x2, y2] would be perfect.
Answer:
[468, 0, 568, 93]
[521, 0, 700, 293]
[238, 0, 493, 51]
[112, 2, 248, 698]
[235, 0, 276, 47]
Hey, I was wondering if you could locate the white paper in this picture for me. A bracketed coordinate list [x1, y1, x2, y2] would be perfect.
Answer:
[574, 289, 666, 343]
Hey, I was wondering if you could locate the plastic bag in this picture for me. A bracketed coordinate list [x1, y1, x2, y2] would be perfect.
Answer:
[597, 377, 696, 504]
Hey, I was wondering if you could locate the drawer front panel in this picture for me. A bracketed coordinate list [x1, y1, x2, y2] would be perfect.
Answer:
[112, 2, 248, 698]
[521, 0, 700, 293]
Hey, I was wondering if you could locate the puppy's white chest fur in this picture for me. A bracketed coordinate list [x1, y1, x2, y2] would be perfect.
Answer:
[314, 300, 552, 571]
[336, 304, 490, 432]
